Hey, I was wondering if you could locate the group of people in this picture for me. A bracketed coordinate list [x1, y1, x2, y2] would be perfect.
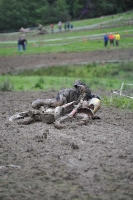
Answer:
[18, 37, 27, 52]
[104, 32, 120, 47]
[64, 21, 73, 30]
[57, 21, 73, 32]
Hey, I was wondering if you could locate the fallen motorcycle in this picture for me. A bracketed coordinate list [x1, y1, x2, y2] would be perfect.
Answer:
[9, 97, 101, 129]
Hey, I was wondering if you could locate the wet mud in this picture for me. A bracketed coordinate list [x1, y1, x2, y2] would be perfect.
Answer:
[0, 91, 133, 200]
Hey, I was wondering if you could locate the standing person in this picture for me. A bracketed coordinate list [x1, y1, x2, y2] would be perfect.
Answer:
[58, 21, 62, 31]
[51, 24, 54, 33]
[21, 37, 27, 50]
[70, 24, 73, 29]
[64, 22, 67, 31]
[109, 33, 115, 47]
[18, 37, 22, 52]
[103, 33, 109, 47]
[67, 21, 70, 30]
[115, 33, 120, 46]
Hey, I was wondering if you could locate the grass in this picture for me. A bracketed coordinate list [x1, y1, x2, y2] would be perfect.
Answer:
[1, 61, 132, 110]
[0, 25, 133, 44]
[0, 79, 14, 91]
[68, 10, 133, 27]
[1, 62, 132, 91]
[9, 61, 133, 79]
[0, 76, 74, 91]
[104, 95, 133, 110]
[0, 36, 133, 56]
[0, 73, 133, 109]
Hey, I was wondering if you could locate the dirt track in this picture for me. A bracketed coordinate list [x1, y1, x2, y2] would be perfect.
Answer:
[0, 51, 133, 200]
[0, 48, 133, 74]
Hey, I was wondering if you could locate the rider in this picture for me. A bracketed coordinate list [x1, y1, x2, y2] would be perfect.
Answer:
[32, 80, 101, 124]
[32, 80, 93, 109]
[41, 91, 101, 124]
[9, 81, 101, 125]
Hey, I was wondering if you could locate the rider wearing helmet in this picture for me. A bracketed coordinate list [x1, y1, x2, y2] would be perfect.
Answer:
[32, 80, 92, 109]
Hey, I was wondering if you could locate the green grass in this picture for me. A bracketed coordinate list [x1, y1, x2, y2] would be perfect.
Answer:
[0, 76, 77, 91]
[0, 25, 133, 44]
[0, 36, 133, 56]
[104, 95, 133, 110]
[1, 73, 133, 109]
[1, 62, 132, 91]
[1, 61, 132, 110]
[0, 75, 120, 91]
[0, 79, 14, 91]
[69, 10, 133, 27]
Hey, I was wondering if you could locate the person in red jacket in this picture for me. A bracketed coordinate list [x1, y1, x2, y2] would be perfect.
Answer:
[109, 33, 115, 46]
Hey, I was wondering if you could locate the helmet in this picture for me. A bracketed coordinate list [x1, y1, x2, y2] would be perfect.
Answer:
[74, 80, 91, 95]
[88, 98, 101, 114]
[74, 80, 84, 88]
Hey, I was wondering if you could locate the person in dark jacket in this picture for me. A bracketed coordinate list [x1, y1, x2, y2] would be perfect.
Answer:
[18, 37, 22, 51]
[32, 80, 100, 109]
[21, 38, 27, 50]
[103, 33, 109, 47]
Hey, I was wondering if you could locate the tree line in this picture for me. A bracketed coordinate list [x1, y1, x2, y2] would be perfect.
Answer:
[0, 0, 132, 31]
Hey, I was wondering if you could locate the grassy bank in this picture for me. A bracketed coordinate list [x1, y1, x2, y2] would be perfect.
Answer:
[0, 62, 133, 109]
[1, 62, 132, 90]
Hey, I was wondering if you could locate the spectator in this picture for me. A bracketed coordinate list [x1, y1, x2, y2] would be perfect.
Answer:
[103, 33, 109, 47]
[70, 24, 73, 29]
[64, 22, 67, 31]
[51, 24, 54, 33]
[18, 37, 22, 52]
[67, 21, 70, 30]
[21, 37, 27, 50]
[58, 21, 62, 31]
[115, 33, 120, 46]
[109, 33, 115, 46]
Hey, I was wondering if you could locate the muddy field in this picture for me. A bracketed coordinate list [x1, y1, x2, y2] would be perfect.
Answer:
[0, 48, 133, 75]
[0, 51, 133, 200]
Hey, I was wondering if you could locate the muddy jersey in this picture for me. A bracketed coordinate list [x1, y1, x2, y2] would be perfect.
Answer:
[56, 88, 80, 104]
[56, 80, 92, 104]
[56, 86, 93, 104]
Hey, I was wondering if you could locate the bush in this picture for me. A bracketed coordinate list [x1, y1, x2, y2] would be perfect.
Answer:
[0, 79, 13, 91]
[33, 78, 44, 89]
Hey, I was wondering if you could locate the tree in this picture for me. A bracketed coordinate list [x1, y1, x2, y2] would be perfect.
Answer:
[0, 0, 132, 31]
[50, 0, 70, 22]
